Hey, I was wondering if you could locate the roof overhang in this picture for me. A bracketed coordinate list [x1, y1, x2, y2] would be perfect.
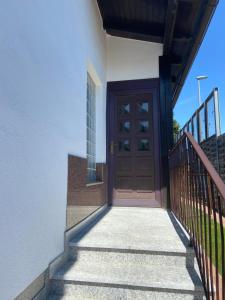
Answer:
[97, 0, 219, 107]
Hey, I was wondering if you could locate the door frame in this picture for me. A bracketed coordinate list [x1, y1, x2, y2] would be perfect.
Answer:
[106, 78, 162, 207]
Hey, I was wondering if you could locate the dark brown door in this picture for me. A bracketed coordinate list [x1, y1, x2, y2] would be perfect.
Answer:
[107, 80, 161, 207]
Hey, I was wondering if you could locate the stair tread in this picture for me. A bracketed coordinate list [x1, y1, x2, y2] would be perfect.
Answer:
[52, 258, 203, 293]
[70, 244, 194, 256]
[48, 284, 205, 300]
[70, 236, 191, 254]
[68, 248, 195, 269]
[70, 209, 191, 255]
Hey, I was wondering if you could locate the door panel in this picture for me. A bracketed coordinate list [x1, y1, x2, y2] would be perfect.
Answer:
[107, 80, 161, 207]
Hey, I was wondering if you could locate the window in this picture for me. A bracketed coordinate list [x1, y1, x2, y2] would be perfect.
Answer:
[138, 139, 150, 151]
[138, 101, 149, 113]
[119, 103, 130, 115]
[119, 139, 131, 151]
[138, 120, 149, 132]
[119, 121, 131, 133]
[87, 73, 96, 183]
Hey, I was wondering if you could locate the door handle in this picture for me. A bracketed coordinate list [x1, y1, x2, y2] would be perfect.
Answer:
[110, 141, 114, 155]
[110, 141, 117, 155]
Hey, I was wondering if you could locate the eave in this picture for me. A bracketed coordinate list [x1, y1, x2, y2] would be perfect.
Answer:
[97, 0, 219, 107]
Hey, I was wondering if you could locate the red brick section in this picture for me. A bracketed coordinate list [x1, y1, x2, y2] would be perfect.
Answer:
[66, 155, 107, 229]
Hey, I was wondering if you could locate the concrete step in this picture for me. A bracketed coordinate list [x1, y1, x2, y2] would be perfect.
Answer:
[69, 209, 192, 255]
[49, 253, 204, 297]
[48, 208, 205, 299]
[48, 284, 205, 300]
[68, 246, 196, 269]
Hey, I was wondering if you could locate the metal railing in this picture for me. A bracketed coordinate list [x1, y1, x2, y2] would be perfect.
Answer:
[169, 132, 225, 300]
[175, 88, 221, 144]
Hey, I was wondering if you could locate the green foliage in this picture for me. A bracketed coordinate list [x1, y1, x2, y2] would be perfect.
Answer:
[173, 119, 180, 139]
[184, 208, 225, 275]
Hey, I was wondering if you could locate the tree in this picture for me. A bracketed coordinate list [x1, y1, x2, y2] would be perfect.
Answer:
[173, 119, 180, 140]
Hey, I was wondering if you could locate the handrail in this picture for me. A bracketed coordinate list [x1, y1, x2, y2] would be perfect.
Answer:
[170, 132, 225, 200]
[169, 132, 225, 300]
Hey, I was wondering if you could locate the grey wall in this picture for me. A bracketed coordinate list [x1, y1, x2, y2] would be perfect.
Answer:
[201, 134, 225, 213]
[201, 134, 225, 183]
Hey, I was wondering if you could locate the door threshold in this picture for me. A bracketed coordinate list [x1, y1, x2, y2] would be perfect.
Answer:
[112, 199, 161, 208]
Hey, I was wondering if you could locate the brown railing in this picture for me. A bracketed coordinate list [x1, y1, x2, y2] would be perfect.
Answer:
[169, 132, 225, 300]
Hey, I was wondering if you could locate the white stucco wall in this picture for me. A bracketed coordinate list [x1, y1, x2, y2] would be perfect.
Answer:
[107, 35, 163, 81]
[0, 2, 163, 299]
[0, 1, 106, 300]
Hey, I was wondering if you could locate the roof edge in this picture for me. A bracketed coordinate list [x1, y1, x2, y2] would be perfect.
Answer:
[172, 0, 219, 108]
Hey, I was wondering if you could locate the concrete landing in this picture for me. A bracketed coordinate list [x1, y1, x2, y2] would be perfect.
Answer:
[70, 208, 192, 254]
[48, 207, 205, 299]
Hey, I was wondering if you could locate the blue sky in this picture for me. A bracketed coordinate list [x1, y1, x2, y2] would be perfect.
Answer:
[174, 1, 225, 134]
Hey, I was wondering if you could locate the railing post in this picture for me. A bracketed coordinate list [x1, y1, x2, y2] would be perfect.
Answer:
[214, 88, 221, 138]
[159, 56, 173, 208]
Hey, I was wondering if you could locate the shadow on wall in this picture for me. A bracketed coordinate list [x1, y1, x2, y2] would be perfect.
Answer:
[66, 154, 108, 230]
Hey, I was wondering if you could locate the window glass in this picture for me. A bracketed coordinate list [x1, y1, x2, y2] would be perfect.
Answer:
[199, 108, 206, 142]
[119, 121, 130, 133]
[119, 140, 131, 151]
[138, 102, 149, 113]
[192, 115, 198, 142]
[207, 99, 216, 138]
[138, 139, 150, 151]
[87, 74, 96, 183]
[139, 120, 149, 132]
[119, 104, 130, 115]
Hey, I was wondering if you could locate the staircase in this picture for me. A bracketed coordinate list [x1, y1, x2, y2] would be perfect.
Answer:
[48, 208, 205, 299]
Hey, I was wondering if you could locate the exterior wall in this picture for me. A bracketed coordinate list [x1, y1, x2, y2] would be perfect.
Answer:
[0, 2, 163, 299]
[107, 35, 163, 81]
[0, 1, 106, 300]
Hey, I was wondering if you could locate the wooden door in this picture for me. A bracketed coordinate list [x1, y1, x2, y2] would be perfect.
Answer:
[107, 79, 161, 207]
